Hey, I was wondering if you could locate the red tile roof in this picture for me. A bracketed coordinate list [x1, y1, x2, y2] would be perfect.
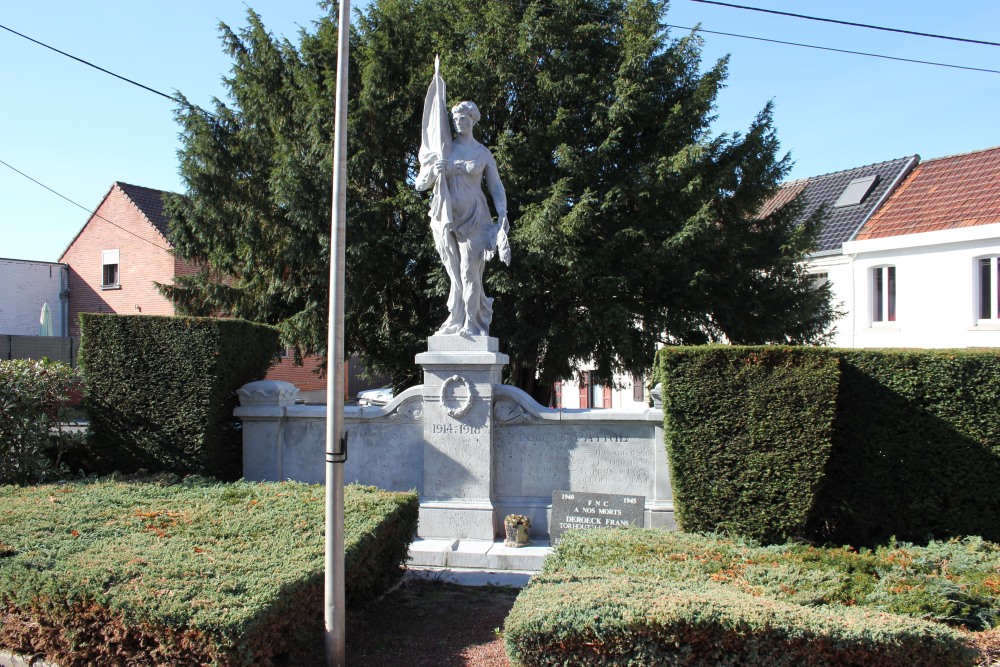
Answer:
[855, 146, 1000, 240]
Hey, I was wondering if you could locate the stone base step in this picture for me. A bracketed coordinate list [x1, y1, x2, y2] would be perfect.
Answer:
[407, 537, 552, 586]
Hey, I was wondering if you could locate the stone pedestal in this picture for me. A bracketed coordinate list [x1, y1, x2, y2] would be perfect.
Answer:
[414, 335, 508, 540]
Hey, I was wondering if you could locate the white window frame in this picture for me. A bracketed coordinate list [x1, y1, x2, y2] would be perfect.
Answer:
[870, 265, 896, 324]
[976, 256, 1000, 323]
[591, 378, 604, 410]
[102, 249, 120, 289]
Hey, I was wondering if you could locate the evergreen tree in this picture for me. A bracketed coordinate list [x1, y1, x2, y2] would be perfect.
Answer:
[163, 0, 835, 398]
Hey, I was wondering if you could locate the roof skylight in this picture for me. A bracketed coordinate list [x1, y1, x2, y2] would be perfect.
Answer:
[834, 175, 879, 208]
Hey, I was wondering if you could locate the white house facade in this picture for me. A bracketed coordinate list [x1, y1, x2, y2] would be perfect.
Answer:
[843, 223, 1000, 349]
[0, 257, 68, 337]
[839, 146, 1000, 349]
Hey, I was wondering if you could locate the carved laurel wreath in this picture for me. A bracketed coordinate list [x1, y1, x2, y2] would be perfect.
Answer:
[440, 374, 473, 419]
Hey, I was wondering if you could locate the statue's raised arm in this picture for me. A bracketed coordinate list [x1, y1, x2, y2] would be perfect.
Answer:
[416, 60, 512, 337]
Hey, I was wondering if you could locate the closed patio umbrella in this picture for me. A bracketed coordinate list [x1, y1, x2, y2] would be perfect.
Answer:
[39, 302, 53, 337]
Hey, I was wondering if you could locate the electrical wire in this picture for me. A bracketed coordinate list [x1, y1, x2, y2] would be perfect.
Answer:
[0, 22, 218, 116]
[690, 0, 1000, 48]
[0, 23, 179, 103]
[1, 2, 996, 247]
[677, 25, 1000, 75]
[0, 158, 172, 252]
[488, 0, 1000, 75]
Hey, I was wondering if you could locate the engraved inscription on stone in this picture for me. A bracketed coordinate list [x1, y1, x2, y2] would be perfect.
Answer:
[495, 425, 654, 497]
[550, 490, 645, 545]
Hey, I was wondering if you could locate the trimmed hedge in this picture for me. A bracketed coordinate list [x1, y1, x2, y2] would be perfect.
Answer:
[659, 346, 840, 544]
[504, 530, 979, 667]
[80, 314, 279, 479]
[818, 349, 1000, 546]
[0, 478, 418, 667]
[658, 346, 1000, 546]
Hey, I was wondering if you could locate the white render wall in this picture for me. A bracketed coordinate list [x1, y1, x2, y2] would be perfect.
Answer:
[0, 258, 67, 336]
[557, 371, 650, 410]
[807, 253, 855, 348]
[842, 223, 1000, 349]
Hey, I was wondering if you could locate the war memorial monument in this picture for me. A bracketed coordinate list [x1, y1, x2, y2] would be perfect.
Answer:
[236, 62, 673, 573]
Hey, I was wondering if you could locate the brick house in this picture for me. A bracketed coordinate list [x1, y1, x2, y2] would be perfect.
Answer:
[58, 182, 327, 394]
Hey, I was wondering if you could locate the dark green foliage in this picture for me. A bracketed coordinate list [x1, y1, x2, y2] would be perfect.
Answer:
[814, 349, 1000, 546]
[0, 478, 418, 667]
[660, 346, 841, 543]
[79, 314, 279, 479]
[659, 346, 1000, 547]
[504, 530, 980, 667]
[0, 359, 83, 485]
[164, 0, 835, 397]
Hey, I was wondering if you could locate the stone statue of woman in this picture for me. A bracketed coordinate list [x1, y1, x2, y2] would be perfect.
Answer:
[416, 60, 511, 337]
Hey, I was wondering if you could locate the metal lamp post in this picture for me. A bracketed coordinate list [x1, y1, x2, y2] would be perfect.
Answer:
[325, 0, 351, 663]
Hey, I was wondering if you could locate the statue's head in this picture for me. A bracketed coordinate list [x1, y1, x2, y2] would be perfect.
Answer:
[451, 101, 481, 127]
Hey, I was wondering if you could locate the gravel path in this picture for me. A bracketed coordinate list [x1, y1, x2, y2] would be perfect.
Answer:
[287, 577, 519, 666]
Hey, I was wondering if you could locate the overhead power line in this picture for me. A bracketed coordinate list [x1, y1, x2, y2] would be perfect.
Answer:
[679, 24, 1000, 75]
[0, 23, 179, 103]
[0, 22, 218, 116]
[0, 158, 172, 252]
[691, 0, 1000, 48]
[489, 0, 1000, 75]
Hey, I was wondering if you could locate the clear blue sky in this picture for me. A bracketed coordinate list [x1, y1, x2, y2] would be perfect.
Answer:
[2, 0, 997, 262]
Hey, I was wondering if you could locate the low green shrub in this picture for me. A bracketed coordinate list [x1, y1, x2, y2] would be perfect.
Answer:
[544, 530, 1000, 631]
[505, 530, 984, 666]
[80, 314, 279, 479]
[0, 359, 83, 485]
[0, 477, 418, 666]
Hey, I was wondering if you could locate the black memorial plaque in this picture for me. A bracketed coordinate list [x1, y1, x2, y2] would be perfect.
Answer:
[550, 490, 645, 545]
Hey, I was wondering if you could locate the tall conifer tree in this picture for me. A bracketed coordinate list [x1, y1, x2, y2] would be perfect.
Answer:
[163, 0, 835, 397]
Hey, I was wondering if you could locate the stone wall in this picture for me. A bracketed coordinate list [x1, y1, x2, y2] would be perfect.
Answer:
[237, 372, 672, 541]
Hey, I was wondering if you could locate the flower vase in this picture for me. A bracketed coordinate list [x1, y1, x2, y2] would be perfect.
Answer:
[504, 523, 530, 548]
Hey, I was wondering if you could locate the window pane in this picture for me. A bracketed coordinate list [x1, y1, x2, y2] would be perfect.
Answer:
[102, 263, 119, 287]
[995, 259, 1000, 320]
[887, 266, 896, 322]
[980, 258, 992, 319]
[873, 268, 884, 322]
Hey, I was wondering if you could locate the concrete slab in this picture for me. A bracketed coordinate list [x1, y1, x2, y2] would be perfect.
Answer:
[408, 538, 552, 577]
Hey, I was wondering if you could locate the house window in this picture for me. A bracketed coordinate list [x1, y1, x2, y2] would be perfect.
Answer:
[591, 378, 604, 409]
[632, 374, 644, 402]
[578, 372, 589, 409]
[102, 249, 120, 289]
[871, 266, 896, 323]
[978, 257, 1000, 321]
[551, 381, 563, 409]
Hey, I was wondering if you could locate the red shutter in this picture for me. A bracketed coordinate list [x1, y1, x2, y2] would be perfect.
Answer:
[579, 373, 589, 409]
[603, 385, 612, 409]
